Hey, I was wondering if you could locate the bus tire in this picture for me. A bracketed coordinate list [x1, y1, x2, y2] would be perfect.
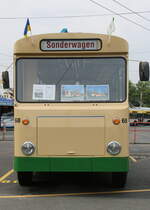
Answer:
[17, 172, 33, 186]
[111, 172, 127, 188]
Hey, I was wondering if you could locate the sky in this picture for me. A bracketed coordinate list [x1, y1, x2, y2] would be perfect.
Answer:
[1, 0, 150, 86]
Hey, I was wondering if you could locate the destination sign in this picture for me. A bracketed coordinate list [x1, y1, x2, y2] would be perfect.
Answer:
[40, 39, 101, 51]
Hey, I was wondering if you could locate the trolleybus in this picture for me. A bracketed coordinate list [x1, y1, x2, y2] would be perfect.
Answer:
[3, 32, 149, 187]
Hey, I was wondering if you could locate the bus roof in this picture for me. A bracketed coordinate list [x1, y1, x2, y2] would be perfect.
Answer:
[14, 33, 128, 55]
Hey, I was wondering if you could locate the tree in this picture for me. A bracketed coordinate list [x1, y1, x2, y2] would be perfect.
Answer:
[129, 80, 139, 107]
[136, 81, 150, 107]
[129, 80, 150, 107]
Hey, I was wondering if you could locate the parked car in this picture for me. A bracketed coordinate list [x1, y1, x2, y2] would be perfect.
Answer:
[130, 120, 138, 126]
[1, 112, 14, 128]
[143, 120, 150, 126]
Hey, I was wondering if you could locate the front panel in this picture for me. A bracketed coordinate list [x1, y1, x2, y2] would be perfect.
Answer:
[37, 116, 104, 156]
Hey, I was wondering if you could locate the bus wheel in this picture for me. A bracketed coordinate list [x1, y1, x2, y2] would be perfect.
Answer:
[111, 172, 127, 188]
[17, 172, 33, 186]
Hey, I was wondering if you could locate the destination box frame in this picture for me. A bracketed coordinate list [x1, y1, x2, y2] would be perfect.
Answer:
[40, 39, 102, 51]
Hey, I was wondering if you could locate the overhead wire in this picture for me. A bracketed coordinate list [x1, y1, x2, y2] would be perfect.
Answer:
[112, 0, 150, 22]
[0, 63, 13, 73]
[0, 11, 150, 20]
[0, 53, 12, 57]
[88, 0, 150, 32]
[0, 64, 10, 67]
[0, 2, 150, 73]
[5, 63, 13, 71]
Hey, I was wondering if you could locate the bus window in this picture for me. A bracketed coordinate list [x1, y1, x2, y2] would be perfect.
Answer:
[16, 57, 126, 102]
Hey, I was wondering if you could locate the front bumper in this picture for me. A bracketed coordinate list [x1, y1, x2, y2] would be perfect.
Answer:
[14, 157, 129, 172]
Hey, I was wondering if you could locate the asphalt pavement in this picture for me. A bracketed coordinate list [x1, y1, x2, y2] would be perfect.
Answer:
[0, 128, 150, 210]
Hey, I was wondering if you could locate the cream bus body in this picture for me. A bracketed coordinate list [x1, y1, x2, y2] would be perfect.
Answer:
[13, 33, 129, 187]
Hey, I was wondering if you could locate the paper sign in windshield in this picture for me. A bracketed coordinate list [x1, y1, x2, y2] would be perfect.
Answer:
[61, 85, 84, 101]
[33, 84, 55, 100]
[86, 85, 109, 100]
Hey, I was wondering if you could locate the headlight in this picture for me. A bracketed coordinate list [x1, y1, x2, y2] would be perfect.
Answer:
[21, 142, 35, 156]
[107, 141, 121, 155]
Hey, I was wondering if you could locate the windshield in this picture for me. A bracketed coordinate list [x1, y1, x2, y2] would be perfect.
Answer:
[16, 57, 126, 102]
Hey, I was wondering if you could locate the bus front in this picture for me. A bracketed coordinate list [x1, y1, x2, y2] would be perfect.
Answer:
[14, 33, 129, 187]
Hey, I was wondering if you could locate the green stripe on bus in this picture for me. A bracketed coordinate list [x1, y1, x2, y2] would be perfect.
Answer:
[14, 157, 129, 172]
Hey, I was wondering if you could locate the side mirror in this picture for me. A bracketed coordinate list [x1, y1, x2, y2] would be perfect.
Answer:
[2, 71, 10, 89]
[139, 62, 149, 81]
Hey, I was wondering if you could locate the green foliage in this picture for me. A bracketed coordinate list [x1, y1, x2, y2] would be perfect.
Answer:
[129, 80, 150, 107]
